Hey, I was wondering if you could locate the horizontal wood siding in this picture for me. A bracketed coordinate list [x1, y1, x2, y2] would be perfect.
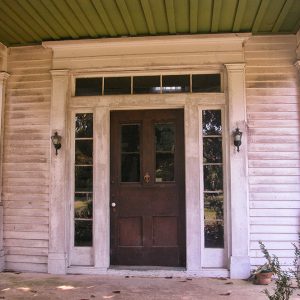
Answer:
[245, 36, 300, 267]
[3, 46, 52, 272]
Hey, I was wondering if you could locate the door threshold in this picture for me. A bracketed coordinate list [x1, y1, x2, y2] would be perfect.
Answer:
[110, 266, 186, 271]
[67, 266, 229, 278]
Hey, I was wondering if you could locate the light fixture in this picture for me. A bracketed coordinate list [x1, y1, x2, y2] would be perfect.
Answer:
[233, 128, 242, 152]
[51, 132, 62, 155]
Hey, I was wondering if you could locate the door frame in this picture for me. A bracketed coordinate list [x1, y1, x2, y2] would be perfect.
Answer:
[67, 90, 230, 272]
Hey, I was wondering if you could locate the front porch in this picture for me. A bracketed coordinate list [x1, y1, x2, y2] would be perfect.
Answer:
[0, 271, 279, 300]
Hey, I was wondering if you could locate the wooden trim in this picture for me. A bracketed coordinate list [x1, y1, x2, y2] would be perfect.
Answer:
[0, 71, 9, 272]
[225, 63, 250, 279]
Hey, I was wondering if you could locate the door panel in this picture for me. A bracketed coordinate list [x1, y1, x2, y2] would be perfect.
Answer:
[110, 109, 185, 267]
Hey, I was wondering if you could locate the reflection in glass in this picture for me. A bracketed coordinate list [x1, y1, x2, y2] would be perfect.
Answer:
[204, 193, 224, 220]
[192, 74, 221, 93]
[204, 194, 224, 248]
[75, 220, 93, 246]
[75, 114, 93, 138]
[75, 193, 93, 219]
[155, 124, 175, 152]
[155, 123, 175, 182]
[75, 140, 93, 165]
[75, 166, 93, 192]
[204, 165, 223, 191]
[121, 125, 140, 152]
[133, 76, 161, 94]
[162, 75, 190, 93]
[156, 153, 174, 182]
[205, 221, 224, 248]
[202, 109, 224, 249]
[203, 137, 222, 163]
[202, 110, 222, 136]
[121, 124, 140, 182]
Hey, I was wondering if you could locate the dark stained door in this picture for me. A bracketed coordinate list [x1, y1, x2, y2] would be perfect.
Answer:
[110, 109, 186, 267]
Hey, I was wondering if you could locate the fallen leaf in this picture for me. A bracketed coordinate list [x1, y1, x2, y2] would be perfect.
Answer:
[225, 282, 233, 285]
[186, 278, 192, 281]
[112, 291, 121, 294]
[219, 292, 231, 296]
[165, 276, 173, 279]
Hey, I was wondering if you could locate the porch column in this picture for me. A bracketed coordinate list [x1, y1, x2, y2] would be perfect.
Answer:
[48, 69, 69, 274]
[225, 63, 251, 279]
[0, 72, 9, 271]
[185, 101, 202, 271]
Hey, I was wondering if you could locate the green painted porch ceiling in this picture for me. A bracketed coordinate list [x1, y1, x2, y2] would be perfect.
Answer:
[0, 0, 300, 47]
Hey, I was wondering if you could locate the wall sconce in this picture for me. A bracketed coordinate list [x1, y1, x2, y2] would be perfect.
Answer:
[51, 132, 62, 155]
[233, 128, 242, 152]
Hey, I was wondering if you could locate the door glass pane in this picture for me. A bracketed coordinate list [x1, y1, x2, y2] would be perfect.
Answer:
[155, 123, 175, 182]
[121, 124, 140, 182]
[75, 193, 93, 219]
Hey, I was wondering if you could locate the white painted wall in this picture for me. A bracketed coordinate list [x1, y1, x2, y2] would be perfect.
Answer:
[2, 46, 52, 272]
[245, 35, 300, 269]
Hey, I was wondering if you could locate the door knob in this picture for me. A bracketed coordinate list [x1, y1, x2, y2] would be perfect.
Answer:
[111, 202, 116, 207]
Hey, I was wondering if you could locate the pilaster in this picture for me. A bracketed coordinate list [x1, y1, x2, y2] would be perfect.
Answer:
[185, 101, 202, 271]
[0, 71, 9, 271]
[48, 69, 69, 274]
[225, 64, 250, 279]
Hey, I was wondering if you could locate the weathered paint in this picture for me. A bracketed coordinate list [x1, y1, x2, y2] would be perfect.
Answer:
[0, 33, 299, 278]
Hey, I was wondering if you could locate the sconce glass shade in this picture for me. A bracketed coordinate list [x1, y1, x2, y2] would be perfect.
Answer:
[51, 132, 62, 155]
[233, 128, 242, 152]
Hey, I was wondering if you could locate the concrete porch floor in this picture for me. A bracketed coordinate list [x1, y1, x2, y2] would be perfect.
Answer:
[0, 272, 299, 300]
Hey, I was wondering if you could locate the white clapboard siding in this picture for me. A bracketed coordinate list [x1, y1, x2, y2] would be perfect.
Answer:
[3, 46, 52, 272]
[245, 35, 300, 268]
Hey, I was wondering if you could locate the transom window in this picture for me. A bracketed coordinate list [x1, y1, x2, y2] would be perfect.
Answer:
[75, 74, 221, 96]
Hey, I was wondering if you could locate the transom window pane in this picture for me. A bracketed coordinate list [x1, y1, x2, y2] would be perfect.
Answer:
[202, 110, 224, 249]
[104, 77, 131, 95]
[162, 75, 190, 93]
[121, 124, 140, 182]
[133, 76, 161, 94]
[75, 78, 102, 96]
[192, 74, 221, 93]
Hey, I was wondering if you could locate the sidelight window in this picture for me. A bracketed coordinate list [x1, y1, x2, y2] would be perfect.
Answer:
[74, 113, 93, 247]
[202, 110, 224, 249]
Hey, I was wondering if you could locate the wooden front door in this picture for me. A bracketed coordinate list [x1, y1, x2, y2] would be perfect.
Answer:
[110, 109, 185, 267]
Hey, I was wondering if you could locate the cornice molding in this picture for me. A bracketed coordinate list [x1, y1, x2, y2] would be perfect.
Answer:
[43, 33, 251, 52]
